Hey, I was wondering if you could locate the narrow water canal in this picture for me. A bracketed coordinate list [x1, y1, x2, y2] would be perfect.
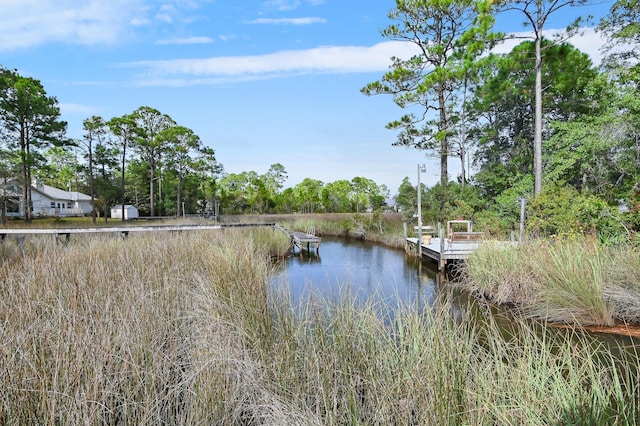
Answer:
[269, 236, 639, 343]
[270, 236, 443, 311]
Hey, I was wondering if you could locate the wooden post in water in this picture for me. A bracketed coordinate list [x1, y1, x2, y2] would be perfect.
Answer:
[403, 222, 409, 254]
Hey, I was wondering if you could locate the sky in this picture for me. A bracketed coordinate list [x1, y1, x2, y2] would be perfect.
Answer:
[0, 0, 615, 195]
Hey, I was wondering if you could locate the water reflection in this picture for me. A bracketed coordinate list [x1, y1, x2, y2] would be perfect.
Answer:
[270, 237, 440, 311]
[269, 236, 640, 357]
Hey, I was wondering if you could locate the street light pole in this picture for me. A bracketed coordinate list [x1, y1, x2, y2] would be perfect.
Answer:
[417, 163, 426, 257]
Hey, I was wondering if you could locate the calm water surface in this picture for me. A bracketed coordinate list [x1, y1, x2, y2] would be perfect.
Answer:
[269, 236, 640, 354]
[270, 237, 443, 310]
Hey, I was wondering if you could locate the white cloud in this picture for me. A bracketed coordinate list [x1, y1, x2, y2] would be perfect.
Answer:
[124, 41, 416, 83]
[130, 17, 152, 27]
[156, 36, 215, 45]
[262, 0, 324, 11]
[493, 27, 606, 65]
[245, 17, 327, 25]
[155, 13, 174, 24]
[264, 0, 301, 11]
[0, 0, 206, 52]
[218, 34, 237, 42]
[59, 103, 98, 116]
[121, 27, 605, 87]
[563, 27, 607, 65]
[0, 0, 149, 51]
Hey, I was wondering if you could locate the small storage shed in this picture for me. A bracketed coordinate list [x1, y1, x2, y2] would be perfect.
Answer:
[110, 205, 139, 220]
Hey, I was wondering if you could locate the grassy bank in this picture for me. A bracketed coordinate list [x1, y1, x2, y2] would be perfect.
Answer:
[223, 212, 408, 249]
[460, 237, 640, 328]
[1, 229, 639, 424]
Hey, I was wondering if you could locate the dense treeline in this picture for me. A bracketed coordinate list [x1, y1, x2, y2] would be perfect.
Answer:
[368, 0, 640, 241]
[0, 73, 390, 221]
[1, 0, 639, 240]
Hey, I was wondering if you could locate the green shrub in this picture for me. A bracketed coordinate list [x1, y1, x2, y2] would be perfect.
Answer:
[527, 183, 628, 243]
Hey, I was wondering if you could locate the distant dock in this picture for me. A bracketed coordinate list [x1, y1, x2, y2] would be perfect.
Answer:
[0, 224, 225, 243]
[0, 222, 322, 254]
[275, 224, 321, 254]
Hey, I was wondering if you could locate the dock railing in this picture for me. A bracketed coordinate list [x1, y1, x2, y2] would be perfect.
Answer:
[449, 231, 485, 241]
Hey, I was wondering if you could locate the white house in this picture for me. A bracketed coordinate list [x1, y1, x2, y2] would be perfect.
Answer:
[1, 179, 94, 218]
[110, 205, 139, 220]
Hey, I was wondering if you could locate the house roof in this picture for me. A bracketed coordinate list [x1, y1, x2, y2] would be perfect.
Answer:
[0, 187, 20, 198]
[37, 184, 92, 201]
[1, 178, 92, 202]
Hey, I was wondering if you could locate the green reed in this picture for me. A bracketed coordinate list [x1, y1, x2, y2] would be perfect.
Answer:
[462, 237, 640, 327]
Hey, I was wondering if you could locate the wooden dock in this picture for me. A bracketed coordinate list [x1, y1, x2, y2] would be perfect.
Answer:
[290, 230, 321, 253]
[0, 222, 290, 243]
[0, 222, 322, 253]
[406, 237, 483, 270]
[275, 224, 321, 254]
[0, 224, 225, 243]
[407, 220, 498, 270]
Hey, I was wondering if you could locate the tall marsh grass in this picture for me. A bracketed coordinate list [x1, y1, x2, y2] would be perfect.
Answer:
[462, 237, 640, 327]
[0, 230, 638, 424]
[248, 227, 292, 258]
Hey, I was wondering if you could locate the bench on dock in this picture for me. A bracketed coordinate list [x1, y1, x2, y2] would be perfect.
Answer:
[446, 219, 485, 247]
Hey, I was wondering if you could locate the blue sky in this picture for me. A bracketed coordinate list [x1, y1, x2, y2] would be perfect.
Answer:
[1, 0, 613, 194]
